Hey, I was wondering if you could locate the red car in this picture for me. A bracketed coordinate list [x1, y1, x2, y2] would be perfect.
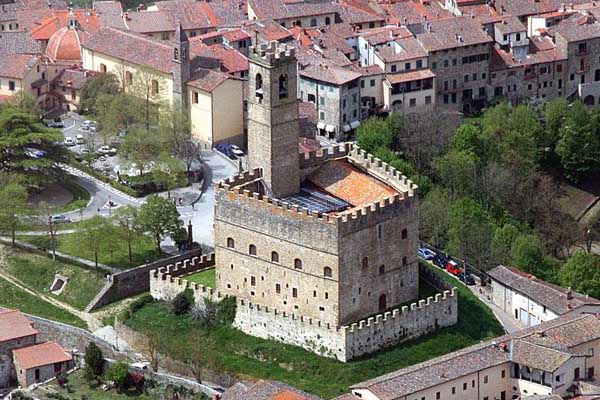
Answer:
[445, 260, 462, 275]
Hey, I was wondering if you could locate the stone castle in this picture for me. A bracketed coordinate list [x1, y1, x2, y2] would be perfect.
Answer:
[151, 41, 457, 362]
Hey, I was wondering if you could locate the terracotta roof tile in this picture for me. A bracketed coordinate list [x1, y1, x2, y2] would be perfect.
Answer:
[0, 310, 38, 343]
[12, 341, 72, 369]
[0, 53, 38, 79]
[299, 62, 361, 85]
[187, 67, 232, 92]
[386, 69, 435, 84]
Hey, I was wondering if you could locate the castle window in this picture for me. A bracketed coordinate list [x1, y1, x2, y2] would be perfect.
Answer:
[174, 47, 179, 61]
[313, 290, 317, 297]
[362, 257, 368, 269]
[251, 276, 256, 286]
[324, 266, 332, 278]
[249, 244, 257, 256]
[276, 283, 281, 294]
[319, 306, 325, 311]
[151, 79, 159, 95]
[279, 75, 288, 99]
[271, 251, 279, 263]
[125, 71, 133, 86]
[227, 237, 235, 248]
[402, 256, 407, 266]
[99, 63, 107, 73]
[255, 73, 263, 103]
[401, 228, 408, 239]
[310, 18, 317, 27]
[325, 292, 328, 299]
[378, 224, 382, 239]
[292, 288, 298, 298]
[325, 16, 331, 25]
[379, 265, 385, 275]
[294, 258, 303, 270]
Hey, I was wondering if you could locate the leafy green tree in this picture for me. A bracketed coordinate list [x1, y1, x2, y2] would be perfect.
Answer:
[558, 251, 600, 298]
[490, 223, 520, 267]
[543, 98, 569, 152]
[446, 198, 495, 270]
[418, 188, 450, 248]
[556, 101, 600, 180]
[510, 234, 544, 274]
[356, 116, 398, 154]
[138, 195, 182, 253]
[107, 361, 130, 392]
[172, 288, 194, 315]
[153, 155, 185, 198]
[450, 123, 495, 165]
[120, 128, 161, 177]
[75, 216, 114, 268]
[128, 66, 166, 129]
[0, 182, 28, 246]
[159, 102, 196, 171]
[0, 108, 67, 181]
[112, 206, 141, 263]
[78, 73, 120, 114]
[434, 150, 479, 199]
[95, 93, 140, 145]
[84, 342, 104, 380]
[4, 91, 41, 116]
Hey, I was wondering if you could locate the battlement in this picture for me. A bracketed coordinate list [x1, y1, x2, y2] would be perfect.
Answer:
[249, 41, 296, 65]
[299, 142, 353, 170]
[348, 147, 418, 197]
[152, 253, 215, 280]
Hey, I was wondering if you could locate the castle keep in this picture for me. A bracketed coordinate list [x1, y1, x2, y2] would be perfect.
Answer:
[151, 41, 457, 361]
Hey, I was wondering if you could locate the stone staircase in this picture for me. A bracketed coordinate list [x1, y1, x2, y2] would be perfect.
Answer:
[84, 279, 114, 313]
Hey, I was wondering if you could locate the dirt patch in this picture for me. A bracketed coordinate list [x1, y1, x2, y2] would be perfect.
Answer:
[28, 183, 74, 208]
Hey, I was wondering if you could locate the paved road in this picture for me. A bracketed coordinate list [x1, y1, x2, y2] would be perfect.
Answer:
[467, 284, 525, 334]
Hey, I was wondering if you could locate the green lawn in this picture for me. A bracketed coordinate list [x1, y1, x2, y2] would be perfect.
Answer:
[1, 250, 106, 310]
[19, 229, 161, 269]
[0, 276, 87, 329]
[184, 268, 216, 288]
[29, 369, 208, 400]
[125, 264, 503, 398]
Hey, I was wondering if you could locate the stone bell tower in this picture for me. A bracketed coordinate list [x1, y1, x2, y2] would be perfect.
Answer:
[171, 22, 190, 108]
[246, 41, 300, 199]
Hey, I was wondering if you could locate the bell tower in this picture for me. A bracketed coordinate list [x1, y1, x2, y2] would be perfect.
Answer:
[171, 22, 190, 108]
[247, 41, 300, 199]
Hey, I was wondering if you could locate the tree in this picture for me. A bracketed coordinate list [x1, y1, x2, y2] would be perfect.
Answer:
[153, 155, 185, 198]
[490, 223, 520, 267]
[0, 108, 67, 182]
[4, 91, 41, 115]
[107, 361, 130, 392]
[434, 150, 479, 199]
[138, 195, 182, 253]
[128, 66, 166, 129]
[159, 102, 196, 172]
[143, 331, 161, 372]
[446, 198, 495, 270]
[75, 216, 113, 268]
[556, 101, 600, 180]
[84, 342, 104, 380]
[418, 188, 450, 248]
[449, 123, 495, 165]
[78, 73, 120, 114]
[0, 182, 28, 247]
[172, 288, 193, 315]
[559, 251, 600, 298]
[37, 202, 59, 260]
[120, 128, 161, 177]
[185, 331, 223, 384]
[356, 116, 398, 154]
[95, 93, 140, 145]
[112, 206, 140, 263]
[510, 234, 545, 274]
[543, 98, 569, 153]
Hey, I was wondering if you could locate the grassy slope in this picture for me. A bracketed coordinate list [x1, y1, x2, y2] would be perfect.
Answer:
[2, 251, 106, 310]
[0, 276, 87, 329]
[125, 265, 503, 398]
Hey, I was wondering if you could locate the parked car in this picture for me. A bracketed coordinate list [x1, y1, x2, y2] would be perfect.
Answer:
[229, 144, 244, 157]
[98, 145, 117, 155]
[76, 134, 85, 144]
[215, 143, 236, 159]
[457, 272, 476, 286]
[417, 247, 436, 260]
[445, 260, 462, 275]
[49, 215, 71, 224]
[432, 254, 447, 268]
[118, 128, 127, 137]
[81, 120, 94, 130]
[64, 137, 75, 146]
[45, 118, 64, 128]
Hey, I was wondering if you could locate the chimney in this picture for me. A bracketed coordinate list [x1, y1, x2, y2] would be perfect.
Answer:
[567, 287, 573, 300]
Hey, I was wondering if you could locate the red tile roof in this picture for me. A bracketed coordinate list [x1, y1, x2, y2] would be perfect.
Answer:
[190, 39, 248, 74]
[0, 54, 38, 79]
[46, 26, 87, 62]
[31, 9, 101, 40]
[308, 160, 398, 207]
[187, 67, 233, 92]
[12, 341, 72, 369]
[299, 62, 361, 85]
[0, 310, 38, 343]
[386, 69, 435, 84]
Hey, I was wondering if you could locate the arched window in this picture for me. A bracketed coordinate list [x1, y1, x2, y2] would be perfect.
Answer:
[249, 244, 257, 256]
[151, 79, 159, 95]
[310, 18, 317, 27]
[279, 74, 288, 99]
[99, 63, 107, 73]
[271, 251, 279, 263]
[595, 69, 600, 82]
[401, 228, 408, 239]
[294, 258, 303, 270]
[362, 257, 368, 269]
[379, 265, 385, 275]
[378, 294, 387, 311]
[226, 237, 235, 248]
[255, 73, 263, 102]
[324, 266, 332, 278]
[125, 71, 133, 86]
[325, 16, 331, 25]
[402, 256, 407, 266]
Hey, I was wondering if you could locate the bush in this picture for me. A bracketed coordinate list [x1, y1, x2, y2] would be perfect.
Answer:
[107, 361, 130, 392]
[172, 289, 194, 315]
[130, 294, 154, 313]
[84, 342, 104, 380]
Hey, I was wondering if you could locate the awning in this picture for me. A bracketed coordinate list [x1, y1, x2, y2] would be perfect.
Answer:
[350, 120, 361, 129]
[317, 122, 326, 130]
[343, 124, 351, 132]
[325, 125, 336, 133]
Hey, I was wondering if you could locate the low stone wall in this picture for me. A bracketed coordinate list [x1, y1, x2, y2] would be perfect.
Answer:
[88, 249, 203, 311]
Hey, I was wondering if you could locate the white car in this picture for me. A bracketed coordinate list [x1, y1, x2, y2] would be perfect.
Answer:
[230, 144, 244, 157]
[64, 137, 75, 146]
[81, 120, 94, 130]
[98, 145, 117, 155]
[76, 134, 85, 144]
